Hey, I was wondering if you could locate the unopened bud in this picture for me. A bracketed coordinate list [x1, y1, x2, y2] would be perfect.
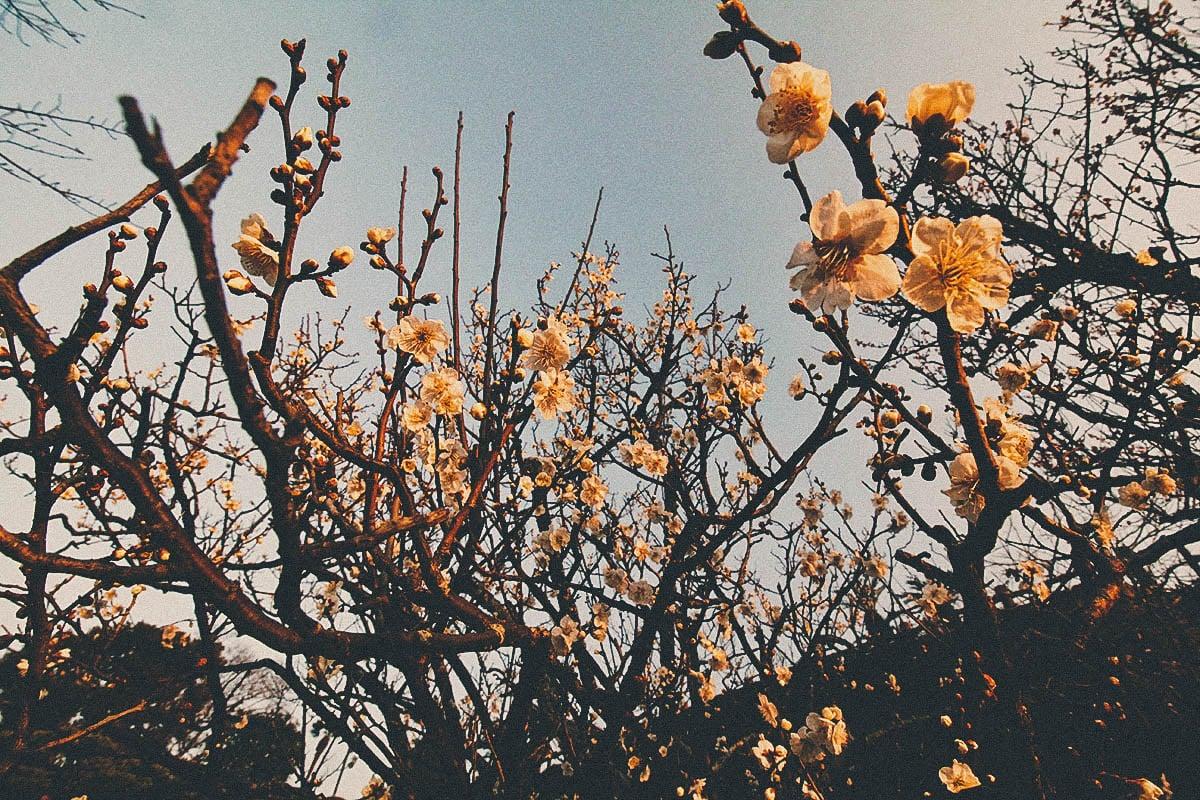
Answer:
[316, 276, 338, 298]
[328, 246, 355, 268]
[935, 152, 970, 183]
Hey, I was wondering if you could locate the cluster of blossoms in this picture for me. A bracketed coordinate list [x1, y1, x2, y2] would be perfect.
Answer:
[752, 695, 850, 792]
[520, 316, 578, 420]
[1117, 468, 1178, 509]
[694, 355, 769, 414]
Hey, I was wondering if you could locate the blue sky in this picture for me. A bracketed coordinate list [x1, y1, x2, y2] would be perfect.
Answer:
[3, 1, 1064, 326]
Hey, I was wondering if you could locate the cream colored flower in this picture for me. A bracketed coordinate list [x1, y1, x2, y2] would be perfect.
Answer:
[401, 401, 432, 432]
[531, 369, 577, 420]
[944, 451, 1024, 522]
[520, 317, 571, 372]
[907, 81, 975, 138]
[581, 475, 608, 509]
[901, 215, 1011, 333]
[387, 315, 450, 364]
[938, 759, 981, 793]
[803, 706, 849, 756]
[231, 213, 279, 286]
[420, 367, 465, 415]
[757, 61, 833, 163]
[787, 190, 900, 313]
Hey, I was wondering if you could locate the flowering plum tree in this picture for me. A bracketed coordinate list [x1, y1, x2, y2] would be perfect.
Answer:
[0, 1, 1196, 798]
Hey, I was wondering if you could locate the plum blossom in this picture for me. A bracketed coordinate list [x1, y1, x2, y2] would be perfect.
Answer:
[520, 317, 571, 372]
[907, 81, 975, 138]
[938, 759, 982, 793]
[757, 61, 833, 163]
[944, 451, 1025, 522]
[787, 190, 900, 313]
[387, 315, 450, 364]
[231, 213, 280, 286]
[901, 215, 1012, 333]
[420, 367, 465, 415]
[532, 369, 578, 420]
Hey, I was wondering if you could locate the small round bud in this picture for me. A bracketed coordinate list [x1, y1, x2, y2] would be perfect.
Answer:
[934, 153, 970, 183]
[469, 402, 487, 421]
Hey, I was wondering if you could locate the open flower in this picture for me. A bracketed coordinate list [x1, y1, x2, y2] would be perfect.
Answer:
[938, 759, 982, 793]
[944, 451, 1024, 522]
[901, 215, 1012, 333]
[531, 369, 577, 420]
[420, 367, 465, 415]
[907, 81, 975, 139]
[757, 62, 833, 163]
[231, 213, 280, 286]
[787, 190, 900, 313]
[387, 315, 449, 364]
[520, 317, 571, 372]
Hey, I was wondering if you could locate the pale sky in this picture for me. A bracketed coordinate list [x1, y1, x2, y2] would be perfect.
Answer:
[3, 1, 1064, 324]
[0, 1, 1067, 793]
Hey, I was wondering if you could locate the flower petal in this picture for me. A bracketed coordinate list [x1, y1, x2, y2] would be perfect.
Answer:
[974, 260, 1013, 309]
[786, 241, 819, 269]
[911, 216, 955, 258]
[900, 256, 946, 311]
[955, 215, 1002, 257]
[765, 131, 799, 164]
[757, 93, 787, 135]
[850, 254, 900, 301]
[946, 291, 984, 333]
[844, 199, 899, 254]
[809, 191, 845, 241]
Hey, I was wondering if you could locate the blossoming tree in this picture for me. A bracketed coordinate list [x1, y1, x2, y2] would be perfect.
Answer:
[0, 1, 1196, 799]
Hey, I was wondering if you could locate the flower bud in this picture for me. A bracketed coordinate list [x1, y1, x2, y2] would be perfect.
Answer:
[316, 277, 338, 298]
[934, 152, 970, 183]
[119, 224, 139, 239]
[916, 404, 933, 424]
[111, 274, 134, 292]
[469, 402, 487, 421]
[328, 246, 355, 269]
[864, 100, 886, 128]
[716, 0, 749, 26]
[293, 126, 315, 150]
[223, 270, 254, 295]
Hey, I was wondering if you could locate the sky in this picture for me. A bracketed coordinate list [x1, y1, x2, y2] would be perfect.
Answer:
[0, 1, 1068, 793]
[2, 0, 1065, 327]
